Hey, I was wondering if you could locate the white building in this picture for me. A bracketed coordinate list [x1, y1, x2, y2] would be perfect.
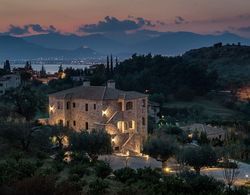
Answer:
[0, 74, 21, 95]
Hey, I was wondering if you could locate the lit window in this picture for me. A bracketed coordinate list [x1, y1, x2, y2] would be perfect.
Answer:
[128, 121, 135, 129]
[126, 102, 133, 110]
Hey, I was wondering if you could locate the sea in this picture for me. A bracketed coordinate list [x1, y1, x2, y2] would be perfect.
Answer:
[0, 64, 91, 74]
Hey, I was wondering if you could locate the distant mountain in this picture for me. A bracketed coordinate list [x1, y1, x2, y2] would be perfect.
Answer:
[0, 35, 98, 60]
[22, 31, 250, 56]
[23, 33, 126, 54]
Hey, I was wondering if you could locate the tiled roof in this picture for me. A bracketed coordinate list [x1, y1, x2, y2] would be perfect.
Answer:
[49, 86, 147, 100]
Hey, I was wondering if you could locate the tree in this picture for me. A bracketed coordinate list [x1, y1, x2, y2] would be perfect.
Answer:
[0, 122, 47, 151]
[110, 54, 114, 76]
[106, 56, 110, 78]
[3, 60, 11, 72]
[115, 57, 119, 67]
[58, 64, 63, 73]
[95, 161, 112, 179]
[24, 61, 32, 71]
[143, 134, 178, 169]
[4, 86, 44, 121]
[178, 145, 217, 174]
[40, 65, 47, 78]
[223, 157, 239, 190]
[149, 93, 165, 107]
[49, 125, 71, 150]
[70, 129, 112, 161]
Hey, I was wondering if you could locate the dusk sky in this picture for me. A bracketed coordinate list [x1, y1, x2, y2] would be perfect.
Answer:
[1, 0, 250, 37]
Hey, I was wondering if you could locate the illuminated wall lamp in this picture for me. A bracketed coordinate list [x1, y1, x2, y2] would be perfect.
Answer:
[102, 109, 108, 116]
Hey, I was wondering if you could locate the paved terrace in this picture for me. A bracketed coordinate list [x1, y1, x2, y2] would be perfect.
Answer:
[99, 155, 250, 186]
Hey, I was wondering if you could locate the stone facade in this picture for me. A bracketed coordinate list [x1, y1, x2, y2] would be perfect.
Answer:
[48, 81, 148, 154]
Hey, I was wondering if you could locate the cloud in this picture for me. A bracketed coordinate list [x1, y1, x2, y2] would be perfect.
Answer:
[175, 16, 188, 25]
[237, 26, 250, 32]
[78, 16, 158, 33]
[7, 25, 29, 35]
[4, 24, 57, 35]
[156, 20, 166, 26]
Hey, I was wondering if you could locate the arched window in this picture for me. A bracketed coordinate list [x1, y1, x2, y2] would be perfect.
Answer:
[126, 102, 133, 110]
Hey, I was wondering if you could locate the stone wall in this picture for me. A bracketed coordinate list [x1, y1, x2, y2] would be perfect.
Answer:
[49, 95, 148, 154]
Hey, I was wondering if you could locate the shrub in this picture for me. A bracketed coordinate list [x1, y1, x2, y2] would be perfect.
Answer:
[88, 178, 109, 195]
[95, 161, 112, 179]
[14, 176, 56, 195]
[113, 167, 137, 183]
[69, 164, 90, 177]
[56, 180, 82, 195]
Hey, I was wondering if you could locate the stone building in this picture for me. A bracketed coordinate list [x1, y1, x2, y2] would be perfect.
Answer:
[181, 123, 226, 141]
[48, 80, 148, 154]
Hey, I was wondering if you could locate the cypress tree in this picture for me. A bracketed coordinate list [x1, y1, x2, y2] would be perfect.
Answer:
[115, 57, 119, 67]
[3, 60, 11, 72]
[106, 55, 110, 78]
[110, 54, 114, 75]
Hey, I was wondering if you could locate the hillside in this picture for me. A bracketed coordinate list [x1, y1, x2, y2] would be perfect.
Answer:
[0, 35, 98, 60]
[183, 44, 250, 85]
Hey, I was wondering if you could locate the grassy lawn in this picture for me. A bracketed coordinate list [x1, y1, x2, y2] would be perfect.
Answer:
[164, 97, 241, 119]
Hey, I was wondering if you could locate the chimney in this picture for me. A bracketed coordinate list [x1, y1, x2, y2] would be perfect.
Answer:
[83, 80, 90, 87]
[107, 80, 116, 88]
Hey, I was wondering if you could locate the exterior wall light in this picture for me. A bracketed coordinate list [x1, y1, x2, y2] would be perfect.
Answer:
[49, 105, 54, 113]
[102, 109, 108, 116]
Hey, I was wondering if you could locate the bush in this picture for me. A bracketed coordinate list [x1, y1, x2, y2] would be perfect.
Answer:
[70, 152, 90, 164]
[14, 176, 56, 195]
[180, 171, 224, 194]
[95, 161, 112, 179]
[56, 180, 82, 195]
[36, 166, 58, 177]
[88, 178, 109, 195]
[69, 164, 90, 177]
[113, 167, 137, 183]
[174, 87, 195, 101]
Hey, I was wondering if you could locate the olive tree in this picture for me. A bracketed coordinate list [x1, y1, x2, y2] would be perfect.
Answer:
[178, 145, 217, 174]
[70, 129, 112, 162]
[143, 134, 178, 170]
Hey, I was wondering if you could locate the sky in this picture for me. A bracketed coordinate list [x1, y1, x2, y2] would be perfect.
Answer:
[1, 0, 250, 37]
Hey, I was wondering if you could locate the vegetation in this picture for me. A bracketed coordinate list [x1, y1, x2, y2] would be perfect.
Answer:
[115, 54, 218, 100]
